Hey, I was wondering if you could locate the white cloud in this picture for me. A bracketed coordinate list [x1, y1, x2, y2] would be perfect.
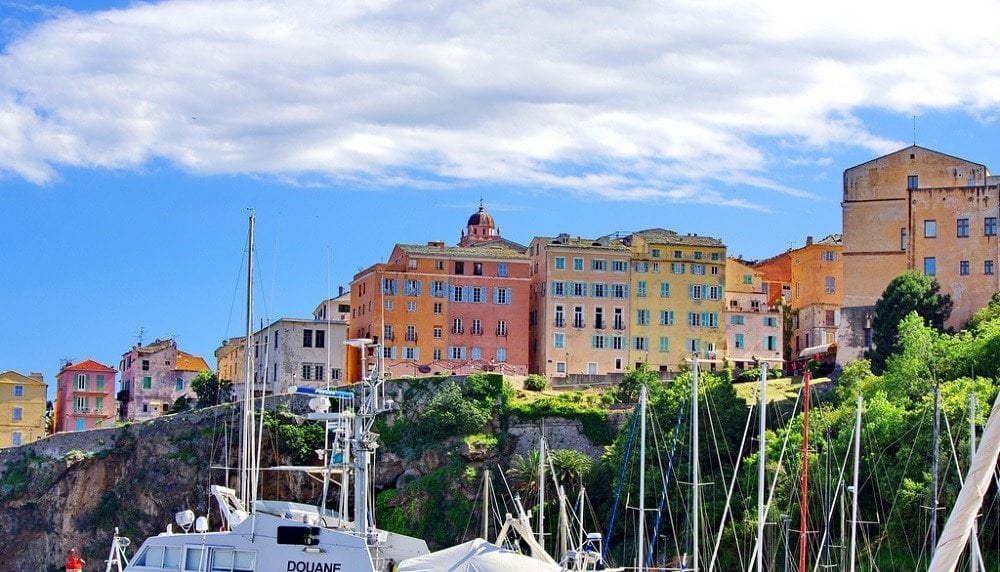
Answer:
[3, 0, 1000, 206]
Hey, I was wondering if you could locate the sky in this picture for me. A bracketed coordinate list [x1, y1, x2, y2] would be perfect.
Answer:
[5, 0, 1000, 401]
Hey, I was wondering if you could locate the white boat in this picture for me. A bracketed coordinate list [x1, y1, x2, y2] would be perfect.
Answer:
[118, 214, 429, 572]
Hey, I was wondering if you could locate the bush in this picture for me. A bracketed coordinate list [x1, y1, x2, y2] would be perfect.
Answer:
[524, 374, 547, 391]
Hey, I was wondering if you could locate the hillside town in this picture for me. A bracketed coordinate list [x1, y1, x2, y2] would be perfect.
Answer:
[2, 144, 998, 448]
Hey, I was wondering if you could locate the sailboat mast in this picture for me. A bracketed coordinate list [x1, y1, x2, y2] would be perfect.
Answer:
[968, 393, 981, 572]
[756, 362, 768, 572]
[638, 384, 647, 571]
[239, 212, 257, 509]
[798, 370, 811, 572]
[537, 434, 546, 548]
[692, 355, 700, 572]
[849, 394, 861, 572]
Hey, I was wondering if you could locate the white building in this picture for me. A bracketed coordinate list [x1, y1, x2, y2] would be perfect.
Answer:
[251, 317, 349, 395]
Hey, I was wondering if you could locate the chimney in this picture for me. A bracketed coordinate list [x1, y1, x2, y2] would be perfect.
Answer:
[30, 372, 44, 381]
[806, 236, 813, 246]
[338, 285, 345, 297]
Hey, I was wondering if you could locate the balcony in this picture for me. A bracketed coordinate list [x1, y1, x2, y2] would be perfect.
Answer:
[554, 319, 565, 328]
[405, 334, 418, 342]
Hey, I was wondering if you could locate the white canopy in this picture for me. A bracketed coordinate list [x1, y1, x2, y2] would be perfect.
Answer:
[396, 538, 561, 572]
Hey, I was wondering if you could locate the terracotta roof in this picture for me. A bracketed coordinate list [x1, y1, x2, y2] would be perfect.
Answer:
[175, 351, 211, 372]
[533, 234, 630, 251]
[631, 228, 724, 247]
[59, 359, 116, 375]
[398, 243, 528, 260]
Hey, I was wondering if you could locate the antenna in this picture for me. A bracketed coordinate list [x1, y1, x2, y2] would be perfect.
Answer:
[913, 115, 917, 146]
[136, 326, 145, 346]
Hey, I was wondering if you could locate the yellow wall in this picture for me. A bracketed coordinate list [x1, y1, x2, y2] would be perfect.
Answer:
[0, 371, 48, 448]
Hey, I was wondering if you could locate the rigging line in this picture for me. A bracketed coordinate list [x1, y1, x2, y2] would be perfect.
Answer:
[602, 398, 641, 562]
[870, 397, 931, 567]
[809, 405, 856, 572]
[646, 391, 688, 567]
[709, 380, 755, 572]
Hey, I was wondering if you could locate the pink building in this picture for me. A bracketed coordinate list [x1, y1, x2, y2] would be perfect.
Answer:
[118, 339, 211, 421]
[54, 359, 117, 432]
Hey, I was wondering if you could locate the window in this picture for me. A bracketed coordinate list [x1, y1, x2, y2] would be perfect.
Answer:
[13, 385, 23, 398]
[496, 348, 507, 362]
[592, 259, 607, 271]
[960, 260, 970, 275]
[592, 283, 607, 298]
[552, 281, 566, 296]
[593, 335, 606, 349]
[743, 274, 753, 284]
[315, 329, 325, 348]
[613, 308, 625, 330]
[987, 217, 998, 236]
[671, 263, 685, 274]
[958, 218, 970, 238]
[825, 277, 836, 294]
[572, 282, 586, 297]
[471, 319, 483, 335]
[175, 378, 183, 391]
[433, 326, 443, 339]
[734, 334, 744, 349]
[11, 432, 21, 446]
[660, 310, 674, 325]
[688, 312, 702, 327]
[691, 264, 706, 275]
[708, 285, 721, 300]
[435, 260, 444, 270]
[924, 256, 936, 276]
[612, 335, 624, 350]
[689, 284, 703, 299]
[406, 301, 416, 312]
[659, 336, 669, 352]
[405, 325, 417, 341]
[556, 361, 566, 374]
[555, 305, 565, 327]
[431, 280, 447, 297]
[496, 320, 508, 336]
[594, 307, 605, 329]
[303, 329, 313, 347]
[433, 348, 442, 360]
[12, 407, 22, 421]
[573, 258, 584, 271]
[674, 250, 683, 258]
[612, 260, 628, 272]
[651, 249, 661, 258]
[764, 316, 778, 327]
[76, 418, 85, 431]
[660, 282, 670, 297]
[433, 302, 443, 314]
[384, 299, 394, 311]
[554, 333, 565, 349]
[449, 346, 466, 360]
[382, 278, 398, 294]
[637, 309, 650, 325]
[687, 338, 701, 352]
[633, 261, 649, 272]
[632, 337, 647, 350]
[711, 252, 720, 261]
[75, 373, 87, 390]
[924, 220, 937, 238]
[554, 257, 565, 270]
[822, 250, 838, 261]
[302, 364, 313, 380]
[611, 283, 628, 298]
[637, 281, 647, 297]
[731, 315, 745, 325]
[452, 286, 465, 302]
[472, 286, 484, 303]
[142, 376, 152, 389]
[573, 306, 585, 328]
[494, 287, 512, 304]
[764, 336, 779, 351]
[473, 262, 483, 275]
[825, 310, 836, 327]
[907, 175, 918, 190]
[141, 359, 150, 371]
[384, 324, 394, 341]
[498, 263, 508, 277]
[986, 260, 995, 275]
[452, 318, 463, 334]
[901, 228, 908, 251]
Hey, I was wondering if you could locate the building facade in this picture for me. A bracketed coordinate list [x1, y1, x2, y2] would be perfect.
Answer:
[725, 258, 783, 370]
[839, 145, 1000, 362]
[0, 370, 47, 447]
[249, 317, 349, 395]
[118, 339, 211, 421]
[54, 359, 117, 432]
[788, 235, 843, 360]
[625, 229, 728, 373]
[528, 233, 633, 380]
[350, 205, 530, 378]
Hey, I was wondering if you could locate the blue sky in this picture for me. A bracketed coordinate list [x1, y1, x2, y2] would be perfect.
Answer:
[4, 0, 1000, 401]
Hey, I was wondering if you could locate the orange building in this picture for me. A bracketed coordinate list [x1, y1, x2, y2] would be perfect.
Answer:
[350, 205, 530, 378]
[839, 145, 1000, 363]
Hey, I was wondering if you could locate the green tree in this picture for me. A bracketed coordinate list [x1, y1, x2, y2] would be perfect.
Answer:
[868, 271, 952, 373]
[191, 371, 233, 408]
[617, 362, 661, 402]
[417, 381, 491, 441]
[966, 291, 1000, 332]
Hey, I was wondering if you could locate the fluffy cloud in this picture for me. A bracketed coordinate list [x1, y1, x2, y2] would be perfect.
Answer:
[3, 0, 1000, 204]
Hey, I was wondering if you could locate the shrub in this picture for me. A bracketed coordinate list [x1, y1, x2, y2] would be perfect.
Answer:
[524, 374, 547, 391]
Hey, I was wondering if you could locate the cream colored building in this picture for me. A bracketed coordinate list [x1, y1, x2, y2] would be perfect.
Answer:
[725, 259, 783, 370]
[528, 233, 632, 380]
[0, 370, 48, 447]
[839, 145, 1000, 363]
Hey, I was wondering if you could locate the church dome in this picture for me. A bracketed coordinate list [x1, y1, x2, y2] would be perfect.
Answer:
[467, 205, 495, 227]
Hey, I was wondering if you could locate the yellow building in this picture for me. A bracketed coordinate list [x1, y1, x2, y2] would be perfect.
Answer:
[840, 145, 999, 362]
[0, 370, 48, 448]
[625, 229, 727, 373]
[788, 235, 843, 359]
